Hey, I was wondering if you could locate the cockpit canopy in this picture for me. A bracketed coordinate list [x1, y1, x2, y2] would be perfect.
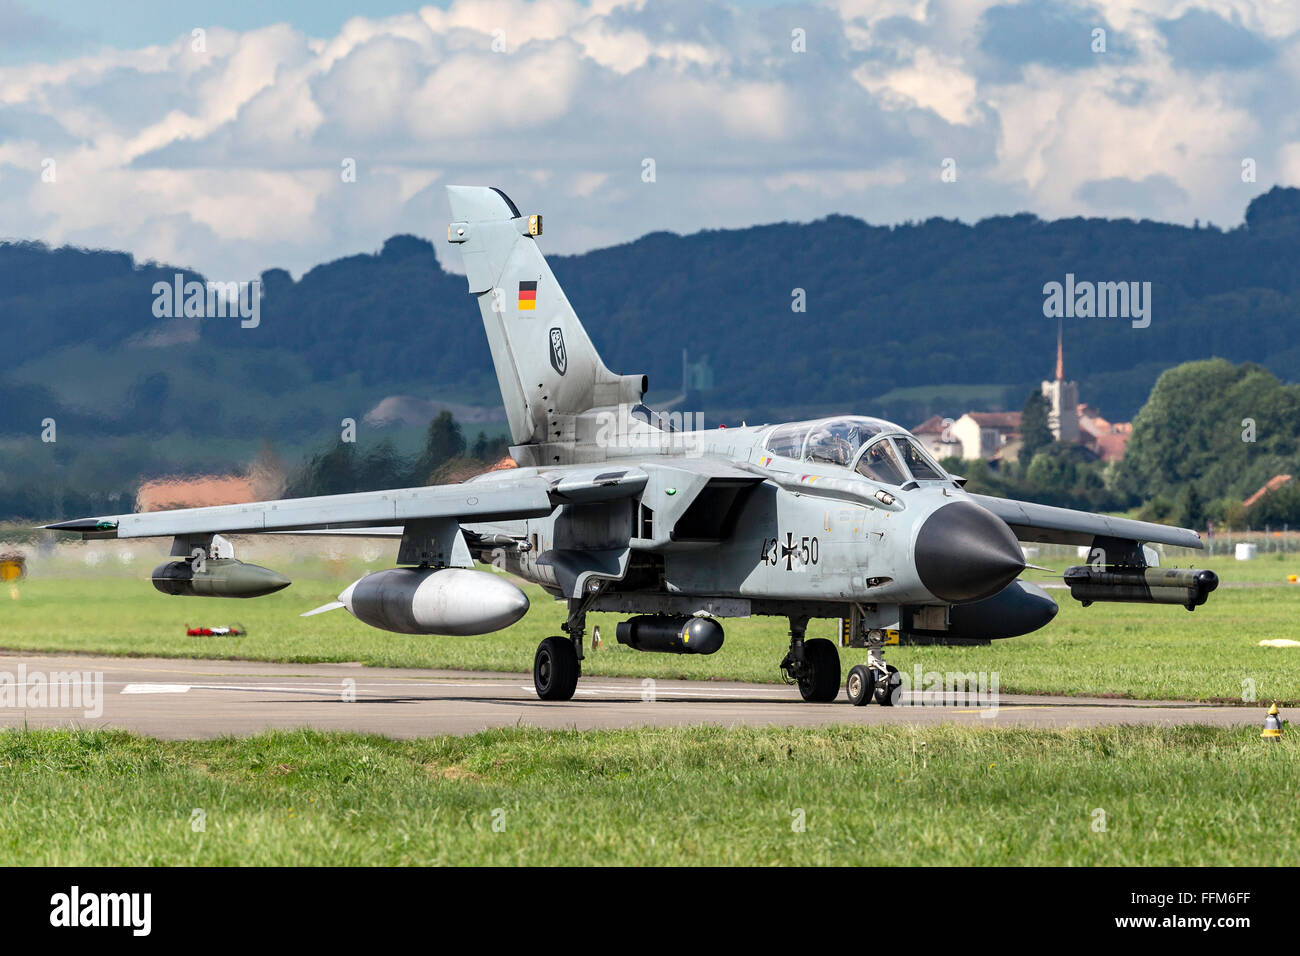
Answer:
[763, 415, 948, 485]
[766, 416, 893, 466]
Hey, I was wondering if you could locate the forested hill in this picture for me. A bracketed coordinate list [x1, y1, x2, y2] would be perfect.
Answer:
[560, 185, 1300, 422]
[4, 187, 1300, 441]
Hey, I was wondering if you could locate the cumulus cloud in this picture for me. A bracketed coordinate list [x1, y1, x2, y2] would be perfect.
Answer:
[0, 0, 1292, 280]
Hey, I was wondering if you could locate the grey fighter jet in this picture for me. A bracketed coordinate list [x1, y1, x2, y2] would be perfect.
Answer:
[48, 186, 1218, 704]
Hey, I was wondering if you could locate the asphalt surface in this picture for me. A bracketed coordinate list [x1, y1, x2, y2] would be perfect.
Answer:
[0, 651, 1274, 739]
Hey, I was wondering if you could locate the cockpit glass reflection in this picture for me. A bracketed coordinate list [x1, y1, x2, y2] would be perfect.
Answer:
[855, 439, 907, 485]
[805, 418, 889, 466]
[765, 422, 813, 459]
[896, 437, 946, 480]
[766, 416, 897, 464]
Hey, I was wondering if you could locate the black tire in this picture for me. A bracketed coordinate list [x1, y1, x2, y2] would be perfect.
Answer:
[846, 664, 875, 706]
[797, 638, 841, 703]
[534, 636, 580, 701]
[875, 664, 902, 707]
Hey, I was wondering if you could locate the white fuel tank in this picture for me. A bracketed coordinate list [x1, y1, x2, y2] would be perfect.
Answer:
[339, 567, 529, 635]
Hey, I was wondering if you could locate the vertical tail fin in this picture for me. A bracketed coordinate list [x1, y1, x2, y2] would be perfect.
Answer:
[445, 186, 645, 447]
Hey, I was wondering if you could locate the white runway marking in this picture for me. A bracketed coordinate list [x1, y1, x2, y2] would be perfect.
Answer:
[121, 684, 192, 694]
[556, 684, 798, 700]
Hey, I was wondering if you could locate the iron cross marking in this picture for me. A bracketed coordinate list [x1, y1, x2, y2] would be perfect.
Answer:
[781, 532, 796, 570]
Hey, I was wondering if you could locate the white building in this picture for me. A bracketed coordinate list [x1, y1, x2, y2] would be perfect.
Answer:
[910, 415, 963, 462]
[948, 411, 1021, 460]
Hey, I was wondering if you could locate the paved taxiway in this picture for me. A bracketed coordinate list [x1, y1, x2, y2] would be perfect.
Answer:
[0, 652, 1270, 738]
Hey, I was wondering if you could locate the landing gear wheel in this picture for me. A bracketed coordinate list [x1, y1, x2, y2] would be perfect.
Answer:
[846, 664, 876, 706]
[797, 638, 841, 703]
[874, 664, 901, 707]
[534, 636, 580, 701]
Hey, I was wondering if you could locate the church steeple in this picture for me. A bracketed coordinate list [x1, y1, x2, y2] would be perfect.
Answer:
[1055, 319, 1064, 382]
[1042, 319, 1079, 443]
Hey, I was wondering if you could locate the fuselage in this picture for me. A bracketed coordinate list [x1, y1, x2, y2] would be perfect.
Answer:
[466, 410, 1028, 619]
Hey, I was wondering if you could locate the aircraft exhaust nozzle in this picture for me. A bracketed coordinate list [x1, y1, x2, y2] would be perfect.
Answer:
[913, 501, 1025, 604]
[338, 567, 529, 636]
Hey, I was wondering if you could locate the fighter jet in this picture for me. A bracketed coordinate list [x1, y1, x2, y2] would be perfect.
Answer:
[47, 186, 1218, 704]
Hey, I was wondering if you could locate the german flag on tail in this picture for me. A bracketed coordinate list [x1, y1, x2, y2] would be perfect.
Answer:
[518, 280, 537, 311]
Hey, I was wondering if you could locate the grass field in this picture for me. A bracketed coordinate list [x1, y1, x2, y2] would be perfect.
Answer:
[2, 544, 1298, 703]
[0, 724, 1292, 865]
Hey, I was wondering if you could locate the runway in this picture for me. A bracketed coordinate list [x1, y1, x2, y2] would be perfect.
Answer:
[0, 651, 1271, 739]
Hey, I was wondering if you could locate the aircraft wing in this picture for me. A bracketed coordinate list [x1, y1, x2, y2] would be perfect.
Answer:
[270, 527, 405, 538]
[970, 494, 1203, 550]
[43, 466, 649, 540]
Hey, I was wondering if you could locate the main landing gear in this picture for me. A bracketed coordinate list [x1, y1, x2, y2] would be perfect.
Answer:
[780, 616, 841, 703]
[533, 587, 604, 701]
[533, 636, 580, 701]
[846, 626, 901, 707]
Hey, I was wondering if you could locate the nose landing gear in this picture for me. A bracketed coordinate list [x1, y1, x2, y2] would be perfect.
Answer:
[845, 664, 875, 706]
[845, 621, 902, 706]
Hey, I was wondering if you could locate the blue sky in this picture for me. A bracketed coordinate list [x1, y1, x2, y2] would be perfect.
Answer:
[0, 1, 1292, 280]
[1, 1, 446, 62]
[1, 0, 788, 62]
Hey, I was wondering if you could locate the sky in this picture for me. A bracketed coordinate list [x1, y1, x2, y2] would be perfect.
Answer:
[0, 0, 1294, 281]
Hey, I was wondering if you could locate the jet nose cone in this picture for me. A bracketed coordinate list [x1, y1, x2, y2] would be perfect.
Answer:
[914, 501, 1025, 603]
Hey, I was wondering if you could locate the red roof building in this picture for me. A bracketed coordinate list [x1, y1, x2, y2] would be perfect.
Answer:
[1244, 474, 1293, 509]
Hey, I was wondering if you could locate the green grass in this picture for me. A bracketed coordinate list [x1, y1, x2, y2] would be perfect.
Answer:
[3, 549, 1299, 703]
[1029, 548, 1300, 584]
[868, 382, 1012, 407]
[0, 724, 1292, 865]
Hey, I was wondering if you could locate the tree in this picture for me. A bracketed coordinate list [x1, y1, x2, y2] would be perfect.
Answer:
[1026, 448, 1075, 493]
[1249, 480, 1300, 527]
[358, 438, 410, 492]
[413, 411, 465, 483]
[470, 430, 509, 463]
[247, 439, 288, 500]
[1116, 359, 1300, 504]
[1019, 390, 1053, 468]
[291, 439, 357, 497]
[125, 371, 172, 430]
[1177, 483, 1205, 531]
